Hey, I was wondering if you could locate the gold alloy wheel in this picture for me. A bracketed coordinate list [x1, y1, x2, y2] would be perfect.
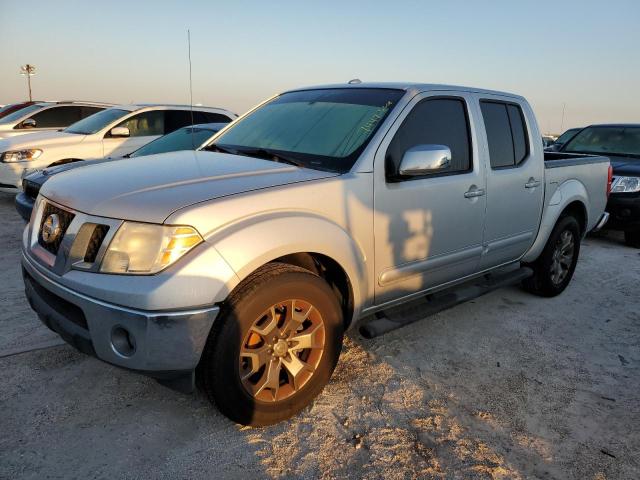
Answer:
[239, 299, 326, 402]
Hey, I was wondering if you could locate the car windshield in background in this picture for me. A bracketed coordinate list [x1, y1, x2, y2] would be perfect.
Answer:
[210, 88, 405, 172]
[130, 126, 220, 157]
[563, 126, 640, 158]
[65, 108, 129, 135]
[0, 104, 46, 123]
[555, 128, 581, 145]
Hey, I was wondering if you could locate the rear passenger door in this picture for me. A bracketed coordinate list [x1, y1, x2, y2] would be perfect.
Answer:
[477, 96, 544, 269]
[23, 106, 83, 131]
[373, 92, 486, 305]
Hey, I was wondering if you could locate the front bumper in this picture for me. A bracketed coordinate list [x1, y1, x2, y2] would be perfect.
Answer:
[22, 251, 219, 392]
[0, 161, 27, 192]
[15, 192, 34, 222]
[606, 193, 640, 231]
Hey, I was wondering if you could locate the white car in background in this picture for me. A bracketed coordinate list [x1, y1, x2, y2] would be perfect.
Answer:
[0, 101, 112, 139]
[0, 104, 237, 193]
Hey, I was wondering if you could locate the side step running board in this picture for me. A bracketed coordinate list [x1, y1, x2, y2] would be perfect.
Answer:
[359, 267, 533, 339]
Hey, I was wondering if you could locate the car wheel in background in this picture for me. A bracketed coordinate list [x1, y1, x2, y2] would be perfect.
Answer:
[197, 262, 344, 426]
[522, 215, 581, 297]
[624, 230, 640, 248]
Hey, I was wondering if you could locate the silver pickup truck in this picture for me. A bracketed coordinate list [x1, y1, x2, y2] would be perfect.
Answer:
[22, 83, 610, 426]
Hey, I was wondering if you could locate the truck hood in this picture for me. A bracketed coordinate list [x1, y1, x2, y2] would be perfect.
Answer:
[609, 155, 640, 176]
[0, 130, 85, 152]
[40, 150, 340, 223]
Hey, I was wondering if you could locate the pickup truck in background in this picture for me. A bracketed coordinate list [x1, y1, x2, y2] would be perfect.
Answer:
[557, 124, 640, 247]
[21, 83, 610, 426]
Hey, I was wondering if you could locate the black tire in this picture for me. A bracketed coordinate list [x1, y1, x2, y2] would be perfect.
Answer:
[624, 230, 640, 248]
[197, 262, 344, 426]
[522, 215, 581, 297]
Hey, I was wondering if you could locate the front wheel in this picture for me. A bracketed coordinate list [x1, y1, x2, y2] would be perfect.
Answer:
[624, 230, 640, 248]
[522, 215, 581, 297]
[197, 262, 344, 426]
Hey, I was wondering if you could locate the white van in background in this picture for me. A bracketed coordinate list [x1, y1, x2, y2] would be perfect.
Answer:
[0, 104, 237, 192]
[0, 101, 112, 139]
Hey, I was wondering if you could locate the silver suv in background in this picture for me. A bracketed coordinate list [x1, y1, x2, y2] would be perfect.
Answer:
[22, 83, 610, 426]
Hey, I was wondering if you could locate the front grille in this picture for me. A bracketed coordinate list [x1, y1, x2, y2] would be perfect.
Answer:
[84, 224, 110, 263]
[38, 203, 75, 255]
[23, 180, 40, 200]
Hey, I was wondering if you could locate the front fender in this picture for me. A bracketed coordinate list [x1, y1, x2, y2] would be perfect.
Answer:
[523, 179, 588, 263]
[206, 213, 368, 317]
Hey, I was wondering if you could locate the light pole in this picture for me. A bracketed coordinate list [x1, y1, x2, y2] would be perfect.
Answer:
[20, 64, 36, 101]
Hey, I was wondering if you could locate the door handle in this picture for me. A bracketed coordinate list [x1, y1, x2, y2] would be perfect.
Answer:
[464, 188, 486, 198]
[525, 179, 541, 189]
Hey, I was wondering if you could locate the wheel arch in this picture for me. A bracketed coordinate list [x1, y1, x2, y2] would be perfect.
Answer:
[523, 180, 589, 263]
[209, 215, 368, 329]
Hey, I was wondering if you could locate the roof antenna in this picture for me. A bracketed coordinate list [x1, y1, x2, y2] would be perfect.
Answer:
[348, 78, 362, 84]
[187, 29, 195, 148]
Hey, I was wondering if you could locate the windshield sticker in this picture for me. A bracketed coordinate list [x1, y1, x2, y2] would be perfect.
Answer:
[360, 101, 394, 134]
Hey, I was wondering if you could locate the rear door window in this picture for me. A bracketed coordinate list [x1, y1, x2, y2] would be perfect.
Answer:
[200, 112, 233, 124]
[27, 106, 83, 128]
[480, 101, 529, 168]
[164, 110, 193, 133]
[386, 97, 472, 180]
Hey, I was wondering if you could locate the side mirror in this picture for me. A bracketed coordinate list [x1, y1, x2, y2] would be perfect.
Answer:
[109, 126, 130, 138]
[21, 118, 37, 129]
[399, 144, 452, 176]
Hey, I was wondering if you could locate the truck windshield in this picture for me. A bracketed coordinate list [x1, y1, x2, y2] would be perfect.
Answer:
[207, 88, 405, 172]
[65, 108, 129, 135]
[563, 126, 640, 158]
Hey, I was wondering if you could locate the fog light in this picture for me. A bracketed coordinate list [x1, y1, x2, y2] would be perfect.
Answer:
[111, 326, 136, 357]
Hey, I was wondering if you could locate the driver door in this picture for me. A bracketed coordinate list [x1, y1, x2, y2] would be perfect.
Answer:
[373, 92, 487, 305]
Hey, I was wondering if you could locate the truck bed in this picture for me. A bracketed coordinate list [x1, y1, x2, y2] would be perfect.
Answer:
[543, 151, 610, 232]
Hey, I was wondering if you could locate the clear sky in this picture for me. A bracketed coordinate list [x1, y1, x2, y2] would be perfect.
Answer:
[1, 0, 638, 134]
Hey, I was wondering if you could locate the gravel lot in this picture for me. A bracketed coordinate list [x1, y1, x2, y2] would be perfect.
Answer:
[0, 193, 638, 480]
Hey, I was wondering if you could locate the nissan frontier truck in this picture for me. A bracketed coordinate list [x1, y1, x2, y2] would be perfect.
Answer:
[22, 83, 610, 426]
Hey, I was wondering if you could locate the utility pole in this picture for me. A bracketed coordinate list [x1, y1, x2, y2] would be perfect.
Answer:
[20, 64, 36, 101]
[560, 102, 566, 133]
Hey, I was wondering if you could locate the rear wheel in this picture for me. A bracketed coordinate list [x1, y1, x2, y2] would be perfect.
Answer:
[624, 230, 640, 248]
[522, 215, 581, 297]
[197, 263, 343, 426]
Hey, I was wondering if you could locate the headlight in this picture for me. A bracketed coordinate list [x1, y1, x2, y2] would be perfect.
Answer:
[1, 149, 43, 163]
[611, 176, 640, 193]
[100, 222, 203, 274]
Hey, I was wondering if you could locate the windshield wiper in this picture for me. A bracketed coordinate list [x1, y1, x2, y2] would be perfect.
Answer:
[203, 144, 238, 155]
[235, 148, 305, 168]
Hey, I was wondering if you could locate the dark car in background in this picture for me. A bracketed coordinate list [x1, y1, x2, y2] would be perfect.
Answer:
[559, 124, 640, 246]
[15, 122, 227, 221]
[545, 127, 583, 152]
[0, 101, 40, 120]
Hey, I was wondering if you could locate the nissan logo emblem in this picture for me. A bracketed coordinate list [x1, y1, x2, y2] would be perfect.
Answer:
[42, 214, 62, 244]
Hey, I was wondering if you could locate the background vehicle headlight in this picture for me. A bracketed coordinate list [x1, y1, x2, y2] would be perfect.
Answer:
[1, 149, 43, 163]
[611, 176, 640, 193]
[100, 222, 203, 274]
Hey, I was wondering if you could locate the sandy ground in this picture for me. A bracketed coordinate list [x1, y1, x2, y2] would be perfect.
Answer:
[0, 192, 638, 480]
